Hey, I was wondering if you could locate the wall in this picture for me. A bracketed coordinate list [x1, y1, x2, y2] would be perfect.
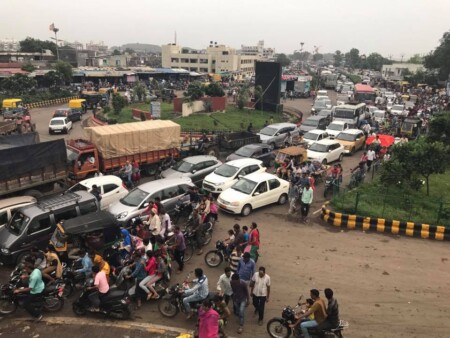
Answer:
[173, 96, 227, 113]
[182, 100, 204, 117]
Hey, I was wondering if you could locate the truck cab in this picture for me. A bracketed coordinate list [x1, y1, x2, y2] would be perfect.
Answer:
[66, 139, 100, 180]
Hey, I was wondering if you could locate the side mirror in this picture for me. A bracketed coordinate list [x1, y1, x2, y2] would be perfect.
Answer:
[275, 133, 280, 136]
[254, 192, 260, 196]
[192, 170, 197, 173]
[238, 175, 243, 179]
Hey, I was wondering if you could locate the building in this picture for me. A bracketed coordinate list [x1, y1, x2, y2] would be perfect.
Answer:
[85, 41, 108, 53]
[381, 63, 425, 81]
[161, 42, 260, 78]
[0, 38, 20, 52]
[240, 40, 275, 59]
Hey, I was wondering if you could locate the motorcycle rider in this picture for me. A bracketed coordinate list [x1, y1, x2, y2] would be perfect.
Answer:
[75, 248, 93, 278]
[317, 288, 340, 337]
[289, 289, 327, 338]
[30, 246, 46, 270]
[88, 265, 110, 312]
[182, 268, 209, 319]
[42, 244, 63, 285]
[191, 208, 207, 255]
[14, 260, 44, 322]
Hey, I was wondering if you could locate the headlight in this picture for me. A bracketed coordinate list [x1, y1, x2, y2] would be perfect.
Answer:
[117, 211, 128, 219]
[1, 248, 10, 254]
[230, 202, 240, 206]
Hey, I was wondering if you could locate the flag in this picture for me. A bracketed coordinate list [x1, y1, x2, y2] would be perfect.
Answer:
[49, 23, 55, 31]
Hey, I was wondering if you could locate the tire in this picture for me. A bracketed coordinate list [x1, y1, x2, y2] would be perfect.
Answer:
[350, 147, 355, 155]
[23, 189, 43, 200]
[206, 147, 219, 157]
[72, 303, 87, 316]
[15, 251, 31, 266]
[49, 129, 53, 135]
[62, 282, 74, 298]
[183, 245, 194, 262]
[266, 318, 291, 338]
[241, 204, 252, 217]
[0, 299, 17, 315]
[43, 297, 64, 312]
[63, 128, 67, 134]
[278, 194, 288, 205]
[339, 153, 344, 162]
[158, 298, 179, 318]
[204, 250, 223, 267]
[203, 232, 212, 246]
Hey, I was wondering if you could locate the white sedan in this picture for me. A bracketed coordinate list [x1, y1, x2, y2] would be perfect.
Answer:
[217, 172, 289, 216]
[307, 139, 345, 165]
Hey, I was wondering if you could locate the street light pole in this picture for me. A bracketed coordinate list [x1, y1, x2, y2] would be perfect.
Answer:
[53, 27, 60, 61]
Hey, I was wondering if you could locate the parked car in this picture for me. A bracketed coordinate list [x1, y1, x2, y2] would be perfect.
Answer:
[299, 116, 329, 133]
[302, 129, 330, 147]
[108, 177, 195, 224]
[326, 121, 350, 138]
[257, 123, 300, 149]
[334, 129, 366, 154]
[49, 117, 72, 134]
[307, 139, 345, 165]
[390, 104, 407, 117]
[217, 172, 289, 216]
[202, 158, 266, 194]
[67, 175, 128, 210]
[53, 108, 82, 122]
[226, 143, 274, 167]
[161, 155, 222, 185]
[0, 196, 36, 230]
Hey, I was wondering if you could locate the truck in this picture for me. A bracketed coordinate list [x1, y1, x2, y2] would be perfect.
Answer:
[294, 80, 311, 98]
[66, 120, 182, 180]
[0, 120, 17, 135]
[323, 74, 339, 90]
[0, 136, 68, 198]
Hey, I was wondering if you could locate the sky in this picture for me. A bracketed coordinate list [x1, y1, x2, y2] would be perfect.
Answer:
[1, 0, 449, 60]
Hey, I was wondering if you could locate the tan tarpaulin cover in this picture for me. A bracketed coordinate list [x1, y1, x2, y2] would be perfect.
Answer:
[85, 120, 181, 159]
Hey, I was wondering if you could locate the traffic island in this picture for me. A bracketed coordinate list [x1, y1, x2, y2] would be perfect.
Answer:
[321, 205, 450, 240]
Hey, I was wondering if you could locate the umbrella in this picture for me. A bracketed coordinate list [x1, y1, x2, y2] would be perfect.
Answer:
[366, 134, 395, 148]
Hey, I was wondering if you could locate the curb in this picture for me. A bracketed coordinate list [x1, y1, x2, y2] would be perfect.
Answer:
[24, 96, 79, 110]
[321, 205, 450, 241]
[13, 316, 194, 335]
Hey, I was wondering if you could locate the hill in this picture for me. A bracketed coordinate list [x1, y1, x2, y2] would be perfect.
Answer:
[113, 43, 162, 54]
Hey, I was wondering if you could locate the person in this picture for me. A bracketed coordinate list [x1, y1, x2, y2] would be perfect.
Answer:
[188, 186, 200, 208]
[208, 196, 219, 222]
[91, 185, 102, 203]
[88, 265, 110, 312]
[250, 266, 270, 326]
[213, 294, 231, 337]
[247, 122, 253, 133]
[94, 170, 103, 177]
[127, 251, 147, 308]
[330, 164, 340, 178]
[399, 135, 409, 144]
[137, 222, 150, 241]
[198, 299, 220, 338]
[230, 273, 250, 334]
[217, 267, 233, 305]
[171, 226, 185, 273]
[90, 250, 111, 282]
[230, 224, 245, 255]
[366, 148, 376, 170]
[75, 248, 93, 278]
[149, 208, 161, 237]
[123, 160, 133, 187]
[143, 254, 167, 301]
[288, 180, 298, 214]
[290, 289, 327, 338]
[159, 209, 172, 239]
[240, 226, 249, 251]
[224, 229, 235, 246]
[183, 268, 209, 319]
[263, 120, 269, 127]
[120, 228, 133, 254]
[246, 222, 260, 262]
[42, 245, 62, 284]
[300, 183, 313, 223]
[317, 288, 340, 336]
[30, 246, 46, 270]
[139, 251, 158, 300]
[190, 209, 206, 255]
[132, 160, 140, 183]
[198, 195, 211, 223]
[360, 151, 368, 165]
[236, 252, 255, 285]
[14, 261, 44, 321]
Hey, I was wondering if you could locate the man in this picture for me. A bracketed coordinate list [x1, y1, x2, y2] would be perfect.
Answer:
[290, 289, 326, 338]
[123, 161, 133, 187]
[171, 226, 186, 273]
[229, 224, 245, 255]
[236, 252, 255, 285]
[366, 148, 376, 170]
[149, 208, 161, 237]
[14, 261, 44, 321]
[250, 267, 270, 325]
[191, 208, 205, 255]
[75, 248, 93, 278]
[42, 245, 62, 284]
[88, 265, 110, 312]
[317, 288, 340, 336]
[217, 266, 233, 305]
[300, 182, 313, 223]
[213, 294, 231, 337]
[159, 209, 172, 239]
[230, 273, 250, 334]
[91, 185, 102, 203]
[182, 268, 209, 319]
[30, 246, 46, 270]
[188, 186, 200, 209]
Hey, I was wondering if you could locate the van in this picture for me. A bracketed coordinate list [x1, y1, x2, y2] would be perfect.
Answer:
[0, 191, 99, 265]
[299, 116, 329, 133]
[0, 196, 36, 230]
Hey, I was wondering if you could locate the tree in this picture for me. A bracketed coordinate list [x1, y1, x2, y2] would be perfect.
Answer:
[408, 54, 423, 64]
[424, 30, 450, 81]
[0, 74, 37, 95]
[112, 49, 122, 55]
[124, 48, 135, 54]
[334, 50, 343, 67]
[53, 61, 73, 85]
[254, 85, 263, 104]
[427, 112, 450, 145]
[204, 82, 225, 97]
[133, 82, 147, 102]
[365, 53, 385, 71]
[237, 87, 250, 110]
[292, 51, 310, 61]
[345, 48, 360, 69]
[42, 71, 64, 87]
[19, 37, 57, 56]
[276, 53, 291, 67]
[312, 53, 323, 62]
[184, 82, 204, 101]
[21, 63, 36, 72]
[111, 93, 127, 114]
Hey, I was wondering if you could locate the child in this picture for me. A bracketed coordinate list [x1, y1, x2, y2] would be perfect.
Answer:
[224, 229, 235, 245]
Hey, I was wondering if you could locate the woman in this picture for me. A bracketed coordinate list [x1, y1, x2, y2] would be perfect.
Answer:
[207, 196, 218, 222]
[246, 222, 260, 262]
[143, 254, 167, 300]
[120, 229, 133, 257]
[198, 299, 219, 338]
[139, 251, 158, 300]
[198, 195, 211, 223]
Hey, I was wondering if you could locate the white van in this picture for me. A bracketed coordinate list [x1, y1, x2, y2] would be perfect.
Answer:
[0, 196, 36, 229]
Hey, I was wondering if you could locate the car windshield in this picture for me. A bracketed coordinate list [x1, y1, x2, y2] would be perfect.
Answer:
[314, 101, 328, 108]
[172, 160, 195, 173]
[54, 111, 67, 117]
[259, 126, 277, 136]
[68, 182, 89, 193]
[303, 119, 319, 127]
[336, 133, 357, 141]
[334, 108, 354, 119]
[66, 149, 78, 162]
[7, 211, 29, 235]
[120, 188, 148, 207]
[303, 132, 319, 140]
[231, 178, 257, 195]
[235, 147, 254, 157]
[308, 143, 328, 153]
[214, 164, 239, 178]
[327, 123, 345, 131]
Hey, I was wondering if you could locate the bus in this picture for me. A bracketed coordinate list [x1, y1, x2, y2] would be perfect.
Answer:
[354, 84, 376, 104]
[332, 103, 367, 128]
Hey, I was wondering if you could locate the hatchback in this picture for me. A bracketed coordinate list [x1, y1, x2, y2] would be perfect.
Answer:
[49, 117, 72, 134]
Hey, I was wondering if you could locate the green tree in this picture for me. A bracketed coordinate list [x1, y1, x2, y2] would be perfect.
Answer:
[334, 50, 343, 67]
[345, 48, 360, 68]
[1, 74, 37, 95]
[204, 82, 225, 97]
[133, 82, 147, 102]
[42, 71, 64, 87]
[19, 37, 57, 56]
[292, 51, 310, 61]
[111, 93, 127, 114]
[254, 85, 263, 104]
[21, 63, 36, 72]
[53, 60, 73, 85]
[424, 30, 450, 81]
[365, 53, 385, 71]
[408, 54, 423, 64]
[184, 82, 204, 101]
[427, 112, 450, 145]
[112, 49, 122, 55]
[276, 53, 291, 67]
[313, 53, 323, 62]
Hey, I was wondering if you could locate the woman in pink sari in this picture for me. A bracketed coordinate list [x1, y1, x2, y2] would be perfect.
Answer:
[198, 299, 219, 338]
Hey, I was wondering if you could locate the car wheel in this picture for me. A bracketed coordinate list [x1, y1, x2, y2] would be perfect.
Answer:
[49, 129, 53, 135]
[63, 128, 67, 134]
[322, 159, 328, 165]
[339, 153, 344, 162]
[241, 204, 252, 217]
[278, 193, 288, 205]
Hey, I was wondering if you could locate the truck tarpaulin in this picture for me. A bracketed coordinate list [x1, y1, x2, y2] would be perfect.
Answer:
[0, 139, 67, 180]
[0, 132, 40, 150]
[84, 120, 181, 159]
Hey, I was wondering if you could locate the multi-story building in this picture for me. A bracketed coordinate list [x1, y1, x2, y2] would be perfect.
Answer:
[240, 40, 275, 59]
[0, 39, 20, 51]
[161, 42, 260, 78]
[381, 63, 425, 81]
[85, 41, 108, 53]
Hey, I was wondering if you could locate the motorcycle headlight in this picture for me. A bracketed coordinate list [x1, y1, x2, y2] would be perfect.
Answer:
[116, 211, 128, 219]
[1, 248, 9, 254]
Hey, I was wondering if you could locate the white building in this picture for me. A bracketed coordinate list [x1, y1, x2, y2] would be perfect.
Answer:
[240, 40, 275, 59]
[381, 63, 425, 81]
[0, 39, 19, 51]
[162, 42, 260, 78]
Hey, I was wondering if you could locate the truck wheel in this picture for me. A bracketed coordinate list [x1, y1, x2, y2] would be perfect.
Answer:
[23, 190, 43, 199]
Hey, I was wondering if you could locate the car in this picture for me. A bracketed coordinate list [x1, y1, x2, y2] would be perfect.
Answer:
[226, 143, 274, 167]
[335, 129, 366, 154]
[108, 177, 195, 224]
[161, 155, 222, 185]
[311, 98, 331, 114]
[49, 117, 72, 134]
[390, 104, 407, 117]
[0, 196, 36, 230]
[326, 121, 350, 138]
[299, 116, 329, 133]
[53, 108, 82, 122]
[217, 172, 289, 216]
[257, 123, 300, 149]
[317, 109, 333, 125]
[307, 139, 345, 165]
[302, 129, 330, 147]
[67, 175, 128, 210]
[386, 100, 394, 113]
[372, 110, 386, 124]
[202, 158, 266, 194]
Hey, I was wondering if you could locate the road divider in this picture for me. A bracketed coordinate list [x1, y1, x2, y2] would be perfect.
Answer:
[25, 96, 79, 109]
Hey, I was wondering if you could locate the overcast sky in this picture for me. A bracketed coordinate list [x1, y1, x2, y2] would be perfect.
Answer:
[1, 0, 449, 59]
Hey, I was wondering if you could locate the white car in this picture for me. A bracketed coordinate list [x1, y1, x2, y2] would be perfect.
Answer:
[390, 104, 407, 117]
[307, 139, 345, 165]
[202, 158, 266, 194]
[217, 172, 289, 216]
[326, 121, 350, 138]
[372, 110, 386, 123]
[68, 175, 128, 210]
[303, 129, 330, 147]
[49, 117, 72, 134]
[257, 123, 300, 149]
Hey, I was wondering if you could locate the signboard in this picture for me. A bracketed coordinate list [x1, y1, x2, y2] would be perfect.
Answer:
[150, 102, 161, 119]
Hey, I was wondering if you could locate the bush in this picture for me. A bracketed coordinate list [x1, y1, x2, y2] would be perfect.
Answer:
[112, 93, 127, 114]
[102, 106, 111, 114]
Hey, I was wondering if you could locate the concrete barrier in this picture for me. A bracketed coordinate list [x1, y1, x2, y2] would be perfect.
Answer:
[321, 206, 450, 241]
[24, 96, 79, 109]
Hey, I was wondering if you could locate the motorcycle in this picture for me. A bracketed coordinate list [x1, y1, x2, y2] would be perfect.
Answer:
[72, 280, 132, 320]
[348, 168, 365, 189]
[323, 175, 339, 199]
[61, 260, 86, 298]
[204, 240, 229, 268]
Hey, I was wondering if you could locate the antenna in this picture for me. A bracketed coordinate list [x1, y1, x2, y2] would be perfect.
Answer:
[400, 53, 405, 63]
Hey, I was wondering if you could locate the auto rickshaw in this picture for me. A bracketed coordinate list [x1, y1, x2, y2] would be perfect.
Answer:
[80, 91, 103, 109]
[69, 99, 87, 115]
[273, 146, 307, 179]
[2, 99, 28, 116]
[400, 117, 422, 139]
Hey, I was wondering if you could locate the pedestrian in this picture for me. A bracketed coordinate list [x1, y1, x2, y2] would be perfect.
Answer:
[198, 299, 219, 338]
[14, 260, 44, 322]
[171, 226, 185, 273]
[367, 147, 376, 170]
[236, 252, 255, 285]
[300, 182, 313, 223]
[250, 266, 271, 326]
[245, 222, 260, 262]
[230, 273, 250, 334]
[91, 184, 102, 203]
[217, 266, 233, 305]
[213, 294, 231, 338]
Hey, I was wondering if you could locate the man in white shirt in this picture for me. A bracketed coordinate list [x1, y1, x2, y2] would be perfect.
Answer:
[217, 267, 233, 305]
[366, 148, 376, 170]
[250, 267, 271, 326]
[159, 211, 172, 239]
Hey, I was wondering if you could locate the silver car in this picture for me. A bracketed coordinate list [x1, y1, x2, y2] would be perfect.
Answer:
[257, 123, 299, 149]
